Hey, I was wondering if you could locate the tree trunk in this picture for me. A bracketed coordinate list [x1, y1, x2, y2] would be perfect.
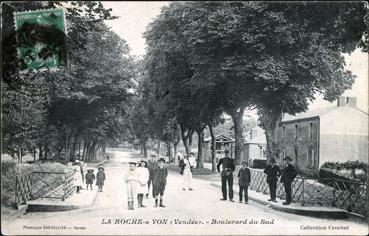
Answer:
[230, 106, 245, 166]
[260, 108, 283, 163]
[173, 140, 178, 164]
[38, 145, 43, 160]
[166, 142, 172, 162]
[180, 123, 191, 157]
[143, 142, 147, 158]
[33, 148, 36, 162]
[196, 129, 204, 169]
[209, 123, 216, 172]
[188, 130, 194, 152]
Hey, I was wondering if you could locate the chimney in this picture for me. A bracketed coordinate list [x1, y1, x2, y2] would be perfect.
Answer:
[337, 96, 357, 107]
[347, 97, 357, 107]
[337, 96, 346, 107]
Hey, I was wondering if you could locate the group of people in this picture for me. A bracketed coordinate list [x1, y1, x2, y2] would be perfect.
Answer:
[216, 149, 297, 205]
[264, 156, 297, 205]
[178, 152, 196, 191]
[124, 155, 168, 210]
[72, 160, 106, 193]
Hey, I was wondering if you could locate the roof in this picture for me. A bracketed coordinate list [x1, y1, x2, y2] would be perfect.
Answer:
[281, 106, 337, 123]
[204, 134, 235, 143]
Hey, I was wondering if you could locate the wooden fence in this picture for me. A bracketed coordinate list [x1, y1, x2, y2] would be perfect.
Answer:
[243, 168, 367, 217]
[15, 170, 75, 208]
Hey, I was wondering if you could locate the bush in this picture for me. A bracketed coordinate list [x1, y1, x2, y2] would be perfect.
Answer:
[250, 159, 267, 169]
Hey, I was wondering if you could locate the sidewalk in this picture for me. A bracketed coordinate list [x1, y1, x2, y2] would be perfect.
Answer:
[27, 187, 98, 212]
[193, 162, 355, 220]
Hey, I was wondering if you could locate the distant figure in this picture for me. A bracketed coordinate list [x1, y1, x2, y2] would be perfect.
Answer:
[153, 158, 168, 207]
[79, 160, 85, 186]
[73, 160, 83, 193]
[217, 149, 235, 202]
[238, 160, 251, 204]
[280, 156, 297, 205]
[136, 160, 149, 208]
[85, 169, 95, 190]
[263, 158, 281, 202]
[147, 154, 158, 198]
[179, 153, 195, 191]
[125, 162, 138, 210]
[96, 166, 106, 192]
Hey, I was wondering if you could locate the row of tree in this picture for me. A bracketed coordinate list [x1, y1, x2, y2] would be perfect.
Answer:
[2, 2, 136, 163]
[132, 1, 367, 169]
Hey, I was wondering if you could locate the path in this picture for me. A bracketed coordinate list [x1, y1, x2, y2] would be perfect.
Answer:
[2, 151, 367, 235]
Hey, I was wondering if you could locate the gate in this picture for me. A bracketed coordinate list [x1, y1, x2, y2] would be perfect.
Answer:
[15, 170, 75, 208]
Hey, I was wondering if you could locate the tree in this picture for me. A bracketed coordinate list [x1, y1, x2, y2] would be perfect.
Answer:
[175, 1, 368, 162]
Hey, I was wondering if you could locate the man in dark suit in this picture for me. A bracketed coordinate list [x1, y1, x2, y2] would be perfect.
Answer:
[263, 158, 281, 202]
[217, 149, 236, 202]
[280, 156, 297, 205]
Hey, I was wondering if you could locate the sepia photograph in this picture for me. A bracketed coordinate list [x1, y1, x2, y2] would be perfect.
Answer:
[1, 1, 368, 235]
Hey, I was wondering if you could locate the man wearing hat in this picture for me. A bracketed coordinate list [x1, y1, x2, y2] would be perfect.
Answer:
[217, 149, 236, 202]
[264, 158, 281, 202]
[152, 158, 168, 207]
[147, 154, 158, 198]
[136, 160, 149, 208]
[280, 156, 297, 205]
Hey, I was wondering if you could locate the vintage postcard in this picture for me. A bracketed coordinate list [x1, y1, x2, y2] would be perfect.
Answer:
[1, 1, 368, 235]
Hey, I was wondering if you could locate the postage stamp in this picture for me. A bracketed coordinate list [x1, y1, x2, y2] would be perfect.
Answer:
[14, 8, 67, 72]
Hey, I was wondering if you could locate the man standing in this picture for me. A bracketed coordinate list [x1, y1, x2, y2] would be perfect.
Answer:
[263, 158, 281, 202]
[280, 156, 297, 205]
[217, 149, 235, 202]
[147, 154, 158, 198]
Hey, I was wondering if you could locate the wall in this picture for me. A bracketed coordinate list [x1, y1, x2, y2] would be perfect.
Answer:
[278, 117, 320, 177]
[319, 107, 368, 166]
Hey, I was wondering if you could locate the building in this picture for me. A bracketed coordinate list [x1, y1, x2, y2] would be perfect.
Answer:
[203, 134, 235, 163]
[277, 96, 368, 177]
[242, 126, 267, 163]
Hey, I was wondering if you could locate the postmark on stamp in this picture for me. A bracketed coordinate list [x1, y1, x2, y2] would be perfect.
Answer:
[14, 8, 67, 72]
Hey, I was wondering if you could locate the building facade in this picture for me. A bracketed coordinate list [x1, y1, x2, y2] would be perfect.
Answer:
[277, 96, 368, 177]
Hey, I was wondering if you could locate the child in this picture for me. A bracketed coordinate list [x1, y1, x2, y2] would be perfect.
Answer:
[125, 162, 138, 210]
[73, 160, 83, 193]
[96, 166, 106, 192]
[136, 160, 149, 208]
[238, 160, 251, 204]
[85, 169, 95, 190]
[153, 158, 168, 207]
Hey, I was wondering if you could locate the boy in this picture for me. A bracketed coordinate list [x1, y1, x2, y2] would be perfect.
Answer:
[153, 158, 168, 207]
[125, 162, 138, 210]
[96, 166, 106, 192]
[238, 160, 251, 204]
[85, 169, 95, 190]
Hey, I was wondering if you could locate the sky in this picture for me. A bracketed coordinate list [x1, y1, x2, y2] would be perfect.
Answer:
[103, 1, 368, 113]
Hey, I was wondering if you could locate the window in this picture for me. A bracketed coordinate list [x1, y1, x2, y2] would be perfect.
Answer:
[308, 149, 315, 168]
[282, 126, 286, 138]
[294, 124, 298, 141]
[309, 122, 313, 141]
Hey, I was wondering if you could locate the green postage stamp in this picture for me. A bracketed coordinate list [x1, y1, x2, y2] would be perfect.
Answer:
[14, 8, 67, 72]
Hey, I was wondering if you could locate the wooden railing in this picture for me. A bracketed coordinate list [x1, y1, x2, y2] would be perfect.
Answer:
[15, 170, 75, 208]
[245, 168, 367, 217]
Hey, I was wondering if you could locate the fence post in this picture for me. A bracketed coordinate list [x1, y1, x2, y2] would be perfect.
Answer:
[15, 176, 18, 209]
[301, 178, 305, 207]
[62, 173, 66, 201]
[332, 183, 336, 207]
